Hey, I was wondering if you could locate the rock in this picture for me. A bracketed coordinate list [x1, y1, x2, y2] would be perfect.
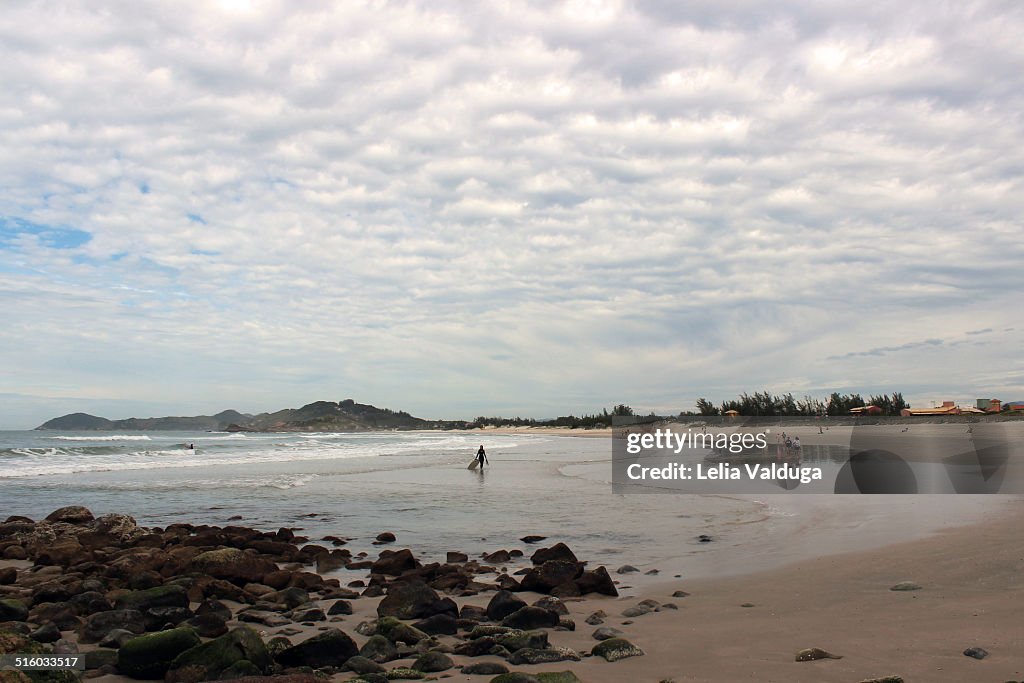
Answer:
[532, 597, 568, 615]
[145, 606, 194, 634]
[196, 599, 232, 621]
[592, 626, 623, 640]
[501, 606, 560, 630]
[486, 590, 528, 621]
[218, 659, 262, 679]
[115, 583, 189, 612]
[453, 636, 500, 658]
[489, 674, 541, 683]
[697, 534, 713, 543]
[412, 613, 457, 635]
[536, 673, 583, 683]
[592, 637, 644, 662]
[290, 606, 325, 622]
[328, 599, 353, 615]
[98, 628, 138, 648]
[166, 626, 271, 683]
[508, 648, 579, 665]
[616, 565, 639, 574]
[70, 590, 112, 615]
[93, 513, 142, 542]
[53, 639, 79, 656]
[461, 604, 488, 621]
[45, 506, 95, 525]
[3, 546, 27, 560]
[520, 536, 547, 544]
[275, 628, 358, 668]
[446, 551, 468, 563]
[29, 622, 61, 643]
[584, 611, 605, 625]
[622, 600, 658, 617]
[352, 675, 389, 683]
[346, 655, 386, 674]
[575, 566, 617, 596]
[117, 626, 202, 679]
[521, 560, 582, 593]
[129, 570, 164, 590]
[795, 647, 843, 661]
[889, 581, 922, 591]
[0, 568, 16, 585]
[371, 548, 418, 576]
[963, 647, 988, 660]
[236, 610, 289, 627]
[484, 550, 512, 563]
[376, 532, 396, 543]
[315, 553, 346, 574]
[376, 616, 429, 645]
[0, 599, 29, 622]
[186, 613, 229, 638]
[530, 543, 577, 565]
[671, 590, 690, 598]
[262, 586, 310, 609]
[377, 580, 446, 619]
[462, 661, 509, 675]
[79, 609, 146, 644]
[360, 634, 400, 663]
[191, 548, 278, 585]
[412, 651, 454, 672]
[858, 678, 904, 683]
[495, 630, 549, 653]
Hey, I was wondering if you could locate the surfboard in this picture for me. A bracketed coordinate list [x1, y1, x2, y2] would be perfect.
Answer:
[468, 459, 480, 470]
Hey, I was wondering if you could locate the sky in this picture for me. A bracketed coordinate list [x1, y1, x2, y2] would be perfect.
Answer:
[2, 1, 1023, 429]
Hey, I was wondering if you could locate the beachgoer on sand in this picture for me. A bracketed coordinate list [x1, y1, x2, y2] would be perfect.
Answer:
[476, 445, 488, 469]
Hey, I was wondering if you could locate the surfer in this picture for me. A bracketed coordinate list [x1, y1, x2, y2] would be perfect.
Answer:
[476, 445, 488, 470]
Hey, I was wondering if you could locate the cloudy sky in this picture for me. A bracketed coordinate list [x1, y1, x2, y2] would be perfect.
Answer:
[2, 1, 1023, 428]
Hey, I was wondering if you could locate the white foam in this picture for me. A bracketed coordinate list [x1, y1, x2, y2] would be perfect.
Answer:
[47, 435, 152, 441]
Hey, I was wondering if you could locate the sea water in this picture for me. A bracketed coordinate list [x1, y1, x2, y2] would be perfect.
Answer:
[0, 429, 1008, 585]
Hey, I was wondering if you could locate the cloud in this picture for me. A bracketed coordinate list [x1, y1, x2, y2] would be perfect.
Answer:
[0, 0, 1022, 426]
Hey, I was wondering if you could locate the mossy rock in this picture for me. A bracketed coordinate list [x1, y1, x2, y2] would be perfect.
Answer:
[536, 673, 583, 683]
[0, 599, 29, 623]
[0, 630, 45, 655]
[385, 668, 424, 680]
[591, 637, 644, 662]
[345, 655, 386, 675]
[0, 671, 31, 683]
[167, 626, 270, 682]
[266, 635, 292, 658]
[118, 626, 201, 679]
[411, 650, 453, 672]
[469, 625, 517, 639]
[360, 634, 399, 663]
[495, 630, 548, 652]
[0, 631, 77, 683]
[114, 584, 189, 612]
[489, 674, 541, 683]
[376, 616, 428, 645]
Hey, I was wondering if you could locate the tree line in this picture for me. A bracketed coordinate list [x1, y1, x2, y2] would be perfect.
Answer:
[694, 391, 909, 417]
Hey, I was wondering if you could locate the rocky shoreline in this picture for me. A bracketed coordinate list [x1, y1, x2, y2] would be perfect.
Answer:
[0, 507, 650, 683]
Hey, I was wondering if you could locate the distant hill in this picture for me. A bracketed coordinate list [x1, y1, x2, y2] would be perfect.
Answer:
[36, 400, 448, 432]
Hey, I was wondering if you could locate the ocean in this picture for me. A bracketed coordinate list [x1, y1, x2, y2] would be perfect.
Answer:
[0, 428, 1007, 586]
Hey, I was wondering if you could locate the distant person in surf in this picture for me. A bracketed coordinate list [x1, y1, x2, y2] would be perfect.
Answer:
[476, 445, 488, 470]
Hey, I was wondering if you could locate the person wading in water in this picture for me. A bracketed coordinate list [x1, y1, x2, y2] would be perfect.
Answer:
[476, 445, 488, 470]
